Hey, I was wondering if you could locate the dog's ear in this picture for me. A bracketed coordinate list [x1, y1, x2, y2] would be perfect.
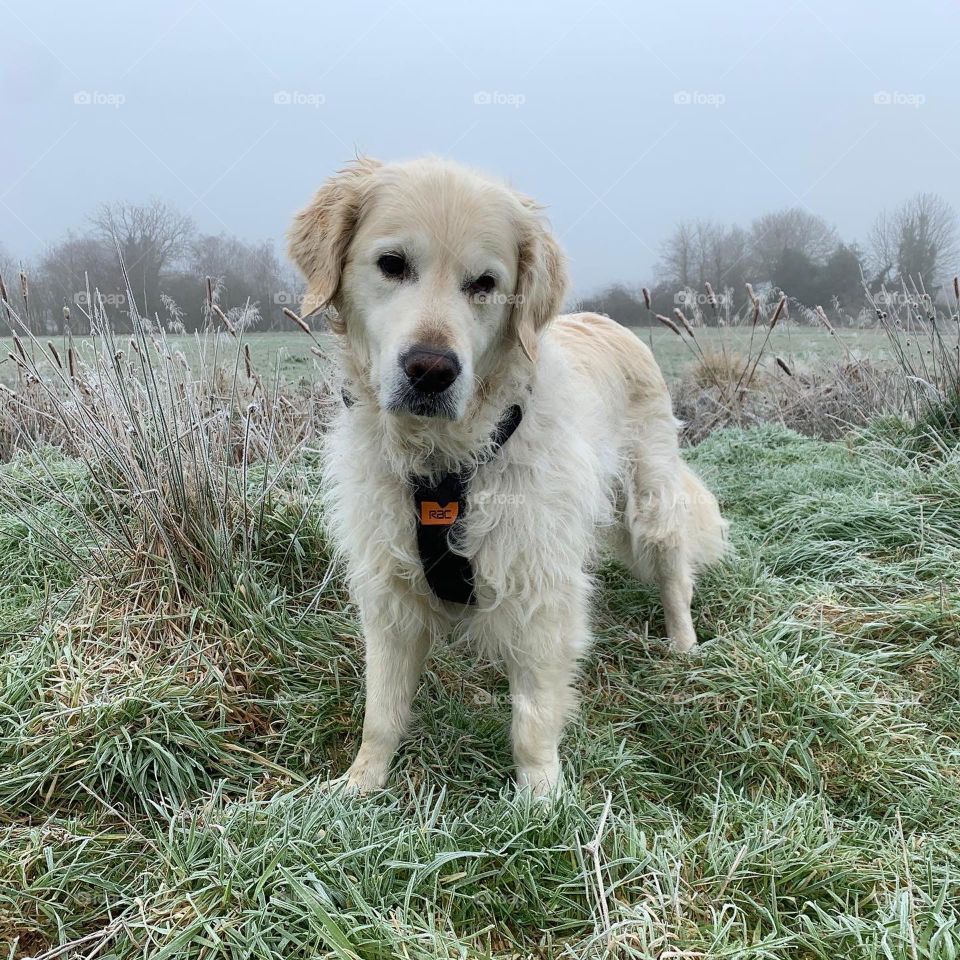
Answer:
[510, 197, 568, 363]
[287, 157, 381, 330]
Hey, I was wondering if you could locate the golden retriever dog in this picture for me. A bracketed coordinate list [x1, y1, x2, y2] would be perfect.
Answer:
[288, 157, 728, 796]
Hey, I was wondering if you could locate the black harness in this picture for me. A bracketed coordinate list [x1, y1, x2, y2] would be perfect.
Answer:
[411, 404, 523, 604]
[342, 390, 523, 605]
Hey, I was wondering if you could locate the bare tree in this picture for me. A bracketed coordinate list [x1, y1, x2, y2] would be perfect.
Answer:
[0, 242, 16, 282]
[186, 232, 296, 327]
[657, 221, 699, 289]
[657, 220, 750, 300]
[869, 192, 958, 287]
[749, 208, 839, 278]
[90, 200, 195, 314]
[0, 243, 18, 314]
[35, 232, 118, 330]
[577, 283, 647, 326]
[704, 223, 750, 292]
[190, 233, 282, 292]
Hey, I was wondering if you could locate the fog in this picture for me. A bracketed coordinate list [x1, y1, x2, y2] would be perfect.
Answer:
[3, 0, 958, 293]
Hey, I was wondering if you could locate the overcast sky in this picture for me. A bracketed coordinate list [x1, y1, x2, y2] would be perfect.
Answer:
[2, 0, 958, 294]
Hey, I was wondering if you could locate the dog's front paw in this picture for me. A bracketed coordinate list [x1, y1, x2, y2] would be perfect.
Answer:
[665, 619, 699, 654]
[335, 754, 390, 795]
[516, 761, 561, 800]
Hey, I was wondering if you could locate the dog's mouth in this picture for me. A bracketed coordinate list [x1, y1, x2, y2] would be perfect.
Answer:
[385, 384, 459, 420]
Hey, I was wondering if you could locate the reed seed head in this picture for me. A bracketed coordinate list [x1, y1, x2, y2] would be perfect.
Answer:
[656, 314, 683, 337]
[770, 295, 786, 329]
[673, 307, 696, 337]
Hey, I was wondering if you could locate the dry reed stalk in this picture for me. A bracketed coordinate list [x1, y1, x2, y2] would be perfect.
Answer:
[0, 273, 11, 324]
[284, 307, 314, 338]
[284, 306, 331, 360]
[655, 314, 683, 337]
[212, 304, 236, 337]
[815, 305, 835, 335]
[705, 282, 716, 308]
[673, 307, 696, 338]
[770, 296, 786, 329]
[737, 295, 788, 394]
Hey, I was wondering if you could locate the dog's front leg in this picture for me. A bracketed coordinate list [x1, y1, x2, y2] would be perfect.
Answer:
[342, 601, 432, 793]
[501, 594, 588, 797]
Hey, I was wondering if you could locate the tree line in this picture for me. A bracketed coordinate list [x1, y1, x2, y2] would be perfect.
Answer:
[580, 192, 959, 325]
[0, 200, 302, 334]
[2, 191, 957, 334]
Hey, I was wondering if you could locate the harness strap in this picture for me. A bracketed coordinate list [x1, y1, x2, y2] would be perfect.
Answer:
[410, 404, 523, 605]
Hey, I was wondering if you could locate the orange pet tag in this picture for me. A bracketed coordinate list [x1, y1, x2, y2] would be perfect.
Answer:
[420, 501, 459, 526]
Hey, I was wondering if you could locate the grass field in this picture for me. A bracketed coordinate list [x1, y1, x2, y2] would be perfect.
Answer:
[2, 419, 960, 954]
[0, 325, 893, 387]
[1, 306, 959, 958]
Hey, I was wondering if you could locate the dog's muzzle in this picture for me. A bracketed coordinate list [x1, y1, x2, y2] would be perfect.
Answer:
[401, 347, 461, 394]
[389, 347, 462, 418]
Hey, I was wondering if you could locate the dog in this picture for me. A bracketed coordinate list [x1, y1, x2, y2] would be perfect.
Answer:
[288, 157, 728, 796]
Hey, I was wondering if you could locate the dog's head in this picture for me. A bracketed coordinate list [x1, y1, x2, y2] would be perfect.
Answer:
[288, 157, 567, 420]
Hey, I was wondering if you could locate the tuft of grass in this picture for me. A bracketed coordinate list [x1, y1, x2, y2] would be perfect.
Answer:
[654, 277, 960, 445]
[690, 349, 756, 389]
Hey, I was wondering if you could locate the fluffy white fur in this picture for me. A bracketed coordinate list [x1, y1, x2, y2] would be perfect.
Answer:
[288, 157, 728, 796]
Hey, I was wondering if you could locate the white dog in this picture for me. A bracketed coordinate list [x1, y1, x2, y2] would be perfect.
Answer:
[288, 157, 727, 796]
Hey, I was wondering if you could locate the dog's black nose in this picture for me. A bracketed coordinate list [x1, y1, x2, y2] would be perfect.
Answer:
[401, 347, 461, 394]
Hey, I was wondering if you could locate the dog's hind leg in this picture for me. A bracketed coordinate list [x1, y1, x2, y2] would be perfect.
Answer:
[618, 431, 726, 653]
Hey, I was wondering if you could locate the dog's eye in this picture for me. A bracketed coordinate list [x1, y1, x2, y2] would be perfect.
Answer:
[377, 253, 408, 279]
[466, 274, 497, 298]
